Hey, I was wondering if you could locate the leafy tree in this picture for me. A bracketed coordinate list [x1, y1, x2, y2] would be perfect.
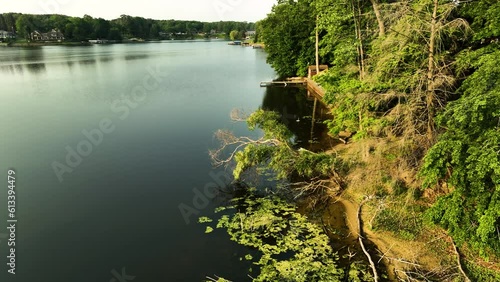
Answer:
[0, 14, 7, 31]
[420, 45, 500, 257]
[259, 0, 316, 77]
[211, 109, 338, 183]
[3, 12, 254, 42]
[458, 0, 500, 42]
[229, 29, 239, 40]
[15, 14, 40, 39]
[107, 27, 122, 41]
[93, 18, 111, 39]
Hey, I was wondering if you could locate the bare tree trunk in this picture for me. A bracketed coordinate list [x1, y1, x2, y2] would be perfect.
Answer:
[369, 0, 385, 37]
[351, 0, 365, 79]
[358, 197, 379, 282]
[426, 0, 438, 140]
[316, 15, 320, 75]
[358, 1, 365, 78]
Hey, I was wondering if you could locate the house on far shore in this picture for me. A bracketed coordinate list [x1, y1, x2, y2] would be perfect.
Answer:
[31, 29, 65, 42]
[0, 30, 16, 41]
[245, 30, 256, 40]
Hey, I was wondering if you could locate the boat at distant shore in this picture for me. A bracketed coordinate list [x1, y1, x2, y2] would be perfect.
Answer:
[88, 39, 117, 44]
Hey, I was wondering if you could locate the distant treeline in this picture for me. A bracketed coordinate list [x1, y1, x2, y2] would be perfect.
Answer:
[0, 13, 255, 41]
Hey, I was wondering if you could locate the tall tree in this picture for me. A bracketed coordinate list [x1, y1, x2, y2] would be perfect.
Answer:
[369, 0, 385, 37]
[260, 0, 316, 77]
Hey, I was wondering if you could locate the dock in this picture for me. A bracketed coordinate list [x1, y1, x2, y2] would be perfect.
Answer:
[304, 78, 325, 99]
[260, 77, 306, 87]
[260, 77, 326, 99]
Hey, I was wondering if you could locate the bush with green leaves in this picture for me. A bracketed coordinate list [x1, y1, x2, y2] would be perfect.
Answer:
[225, 109, 337, 181]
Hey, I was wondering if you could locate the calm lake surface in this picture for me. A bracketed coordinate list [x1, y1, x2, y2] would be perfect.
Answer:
[0, 41, 321, 281]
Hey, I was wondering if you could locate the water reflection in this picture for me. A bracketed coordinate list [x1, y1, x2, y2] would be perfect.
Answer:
[261, 86, 331, 149]
[78, 58, 97, 65]
[0, 41, 288, 282]
[25, 62, 47, 73]
[0, 47, 47, 74]
[99, 56, 114, 63]
[0, 64, 21, 74]
[65, 60, 75, 70]
[124, 54, 150, 61]
[0, 46, 127, 76]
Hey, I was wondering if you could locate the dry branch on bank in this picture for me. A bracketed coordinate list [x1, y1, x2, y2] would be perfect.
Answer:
[357, 196, 379, 282]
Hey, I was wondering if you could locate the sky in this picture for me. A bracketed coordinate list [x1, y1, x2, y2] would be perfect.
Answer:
[0, 0, 276, 22]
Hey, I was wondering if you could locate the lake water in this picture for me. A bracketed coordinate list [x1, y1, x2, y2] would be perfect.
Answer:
[0, 41, 322, 281]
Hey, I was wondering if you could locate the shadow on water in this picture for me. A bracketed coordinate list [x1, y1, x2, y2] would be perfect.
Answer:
[261, 85, 334, 151]
[299, 198, 393, 281]
[0, 64, 23, 75]
[124, 54, 150, 61]
[99, 56, 115, 63]
[0, 47, 47, 74]
[25, 62, 47, 74]
[78, 58, 97, 65]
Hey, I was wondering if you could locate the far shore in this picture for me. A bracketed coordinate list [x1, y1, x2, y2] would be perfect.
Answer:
[0, 38, 237, 48]
[0, 41, 91, 47]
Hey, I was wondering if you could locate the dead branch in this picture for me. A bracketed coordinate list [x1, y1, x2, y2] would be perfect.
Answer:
[205, 275, 232, 282]
[450, 238, 471, 282]
[386, 256, 422, 267]
[209, 129, 282, 168]
[369, 198, 387, 229]
[290, 175, 343, 199]
[358, 196, 379, 282]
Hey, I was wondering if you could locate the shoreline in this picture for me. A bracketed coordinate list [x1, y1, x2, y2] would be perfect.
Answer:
[1, 42, 92, 47]
[0, 38, 233, 48]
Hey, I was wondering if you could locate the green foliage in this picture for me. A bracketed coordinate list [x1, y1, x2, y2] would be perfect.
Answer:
[463, 260, 500, 282]
[317, 71, 390, 138]
[3, 12, 255, 41]
[246, 109, 293, 142]
[200, 194, 345, 281]
[459, 0, 500, 42]
[420, 46, 500, 256]
[229, 30, 240, 41]
[347, 262, 376, 282]
[259, 0, 316, 77]
[315, 0, 360, 69]
[257, 0, 500, 270]
[232, 109, 336, 180]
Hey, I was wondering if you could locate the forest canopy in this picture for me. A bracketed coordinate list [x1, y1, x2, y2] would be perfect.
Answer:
[0, 12, 255, 41]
